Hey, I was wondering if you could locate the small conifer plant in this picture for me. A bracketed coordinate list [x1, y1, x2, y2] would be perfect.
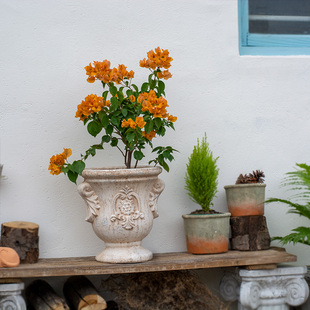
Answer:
[185, 134, 219, 213]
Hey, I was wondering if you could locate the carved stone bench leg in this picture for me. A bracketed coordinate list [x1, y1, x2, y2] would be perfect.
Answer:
[0, 282, 26, 310]
[220, 266, 309, 310]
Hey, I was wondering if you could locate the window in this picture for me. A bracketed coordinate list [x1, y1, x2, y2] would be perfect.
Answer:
[239, 0, 310, 55]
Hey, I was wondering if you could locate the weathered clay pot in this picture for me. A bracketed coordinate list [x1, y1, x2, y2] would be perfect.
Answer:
[78, 166, 164, 263]
[182, 212, 231, 254]
[224, 184, 266, 217]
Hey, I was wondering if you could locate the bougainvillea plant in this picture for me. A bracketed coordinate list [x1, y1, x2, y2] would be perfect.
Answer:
[49, 47, 177, 183]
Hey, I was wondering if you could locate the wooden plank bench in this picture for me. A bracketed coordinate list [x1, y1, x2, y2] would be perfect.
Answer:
[0, 247, 296, 279]
[0, 247, 306, 310]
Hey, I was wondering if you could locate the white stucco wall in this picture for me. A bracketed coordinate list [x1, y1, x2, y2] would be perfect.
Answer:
[1, 0, 310, 271]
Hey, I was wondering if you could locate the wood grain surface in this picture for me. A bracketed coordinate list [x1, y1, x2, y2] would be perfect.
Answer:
[0, 247, 296, 279]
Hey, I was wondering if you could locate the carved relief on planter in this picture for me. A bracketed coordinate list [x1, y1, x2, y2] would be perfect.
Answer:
[110, 186, 144, 230]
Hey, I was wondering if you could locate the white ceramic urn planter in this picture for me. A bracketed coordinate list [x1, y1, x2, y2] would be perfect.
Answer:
[78, 166, 165, 264]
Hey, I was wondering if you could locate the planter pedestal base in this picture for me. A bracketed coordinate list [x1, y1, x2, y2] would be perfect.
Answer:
[96, 241, 153, 263]
[0, 282, 26, 309]
[220, 266, 309, 309]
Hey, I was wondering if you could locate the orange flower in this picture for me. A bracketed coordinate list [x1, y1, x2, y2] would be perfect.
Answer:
[138, 90, 169, 119]
[62, 148, 72, 159]
[129, 95, 136, 102]
[135, 116, 146, 129]
[157, 70, 172, 80]
[85, 60, 111, 83]
[121, 118, 136, 129]
[140, 47, 173, 70]
[143, 130, 156, 141]
[48, 148, 72, 175]
[168, 115, 177, 122]
[75, 94, 104, 121]
[85, 60, 134, 85]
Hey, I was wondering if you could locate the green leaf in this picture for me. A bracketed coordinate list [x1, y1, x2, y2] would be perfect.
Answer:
[126, 89, 133, 97]
[144, 120, 153, 134]
[126, 132, 136, 143]
[157, 126, 166, 136]
[71, 160, 86, 174]
[110, 137, 118, 147]
[121, 109, 128, 117]
[141, 82, 149, 92]
[134, 150, 144, 161]
[91, 144, 104, 150]
[132, 84, 139, 93]
[117, 90, 124, 101]
[109, 85, 117, 96]
[102, 135, 111, 143]
[68, 170, 78, 184]
[102, 90, 109, 100]
[154, 118, 162, 129]
[158, 159, 169, 172]
[106, 125, 113, 135]
[87, 121, 102, 137]
[111, 116, 119, 126]
[61, 166, 69, 174]
[158, 80, 165, 94]
[149, 77, 157, 89]
[163, 150, 171, 159]
[101, 114, 110, 128]
[111, 97, 119, 111]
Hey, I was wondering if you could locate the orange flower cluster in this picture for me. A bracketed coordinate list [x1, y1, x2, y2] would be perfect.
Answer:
[137, 90, 177, 121]
[75, 94, 105, 121]
[140, 47, 173, 70]
[157, 70, 172, 80]
[121, 116, 146, 129]
[48, 148, 72, 175]
[85, 61, 134, 84]
[142, 130, 156, 141]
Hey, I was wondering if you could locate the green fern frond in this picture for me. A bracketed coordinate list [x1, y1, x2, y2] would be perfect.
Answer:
[272, 226, 310, 246]
[267, 163, 310, 246]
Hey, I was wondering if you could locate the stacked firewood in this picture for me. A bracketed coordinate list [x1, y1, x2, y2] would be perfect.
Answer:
[26, 276, 115, 310]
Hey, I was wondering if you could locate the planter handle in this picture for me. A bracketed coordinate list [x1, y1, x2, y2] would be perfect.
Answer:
[149, 179, 165, 219]
[78, 182, 101, 223]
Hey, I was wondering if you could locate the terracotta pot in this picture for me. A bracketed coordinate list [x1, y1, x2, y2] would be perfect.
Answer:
[182, 212, 231, 254]
[78, 166, 164, 263]
[224, 184, 266, 217]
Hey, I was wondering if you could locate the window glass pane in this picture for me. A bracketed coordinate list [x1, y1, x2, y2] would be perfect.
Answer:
[249, 0, 310, 34]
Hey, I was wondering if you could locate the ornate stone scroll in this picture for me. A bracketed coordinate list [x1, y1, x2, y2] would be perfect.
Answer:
[220, 266, 309, 310]
[0, 283, 26, 310]
[78, 182, 101, 223]
[148, 179, 165, 218]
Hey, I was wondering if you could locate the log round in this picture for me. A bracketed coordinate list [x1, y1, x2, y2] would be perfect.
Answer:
[26, 279, 69, 309]
[1, 221, 39, 263]
[63, 276, 107, 310]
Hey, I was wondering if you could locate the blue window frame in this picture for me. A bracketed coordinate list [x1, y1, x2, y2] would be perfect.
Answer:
[239, 0, 310, 55]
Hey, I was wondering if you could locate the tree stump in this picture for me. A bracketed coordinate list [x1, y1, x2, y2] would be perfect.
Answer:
[63, 276, 107, 310]
[26, 279, 69, 310]
[230, 215, 271, 251]
[1, 221, 39, 263]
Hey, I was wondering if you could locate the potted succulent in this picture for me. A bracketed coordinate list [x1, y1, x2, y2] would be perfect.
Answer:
[224, 170, 266, 217]
[182, 134, 231, 254]
[48, 47, 177, 263]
